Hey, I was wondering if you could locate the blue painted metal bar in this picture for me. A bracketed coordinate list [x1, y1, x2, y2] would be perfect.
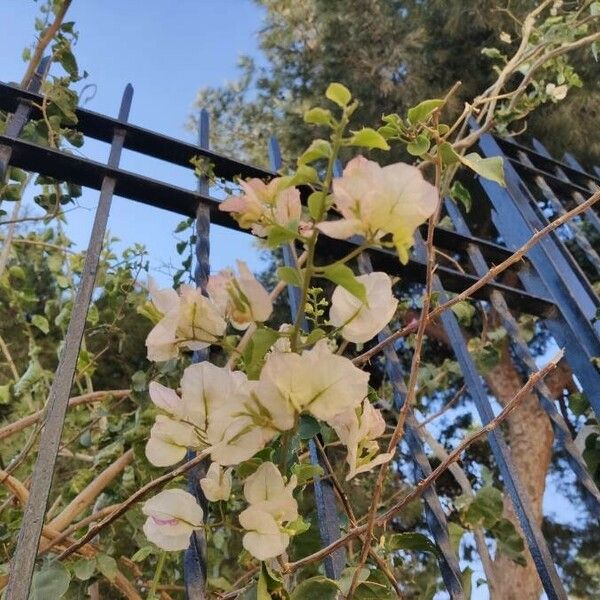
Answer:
[530, 138, 600, 235]
[6, 84, 134, 600]
[411, 229, 568, 600]
[184, 109, 211, 600]
[444, 198, 600, 510]
[268, 137, 346, 579]
[475, 127, 600, 416]
[357, 252, 465, 599]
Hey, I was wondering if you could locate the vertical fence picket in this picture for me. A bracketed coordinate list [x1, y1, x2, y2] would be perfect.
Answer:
[6, 83, 134, 600]
[443, 198, 600, 509]
[268, 137, 346, 579]
[410, 229, 568, 600]
[356, 252, 466, 599]
[183, 109, 211, 599]
[0, 56, 50, 182]
[475, 127, 600, 414]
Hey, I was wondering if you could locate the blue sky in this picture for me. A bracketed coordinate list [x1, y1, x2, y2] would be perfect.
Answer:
[0, 0, 267, 282]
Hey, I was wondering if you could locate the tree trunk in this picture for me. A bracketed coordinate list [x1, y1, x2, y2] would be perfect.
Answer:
[484, 344, 572, 600]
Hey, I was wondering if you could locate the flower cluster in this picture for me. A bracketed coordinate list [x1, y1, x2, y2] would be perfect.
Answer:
[139, 89, 438, 567]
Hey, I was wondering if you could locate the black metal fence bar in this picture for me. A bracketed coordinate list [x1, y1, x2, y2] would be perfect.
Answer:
[357, 252, 466, 599]
[184, 109, 211, 599]
[515, 149, 600, 275]
[495, 135, 600, 190]
[0, 81, 549, 276]
[0, 133, 556, 317]
[0, 59, 50, 182]
[5, 83, 134, 600]
[530, 138, 600, 234]
[269, 137, 346, 579]
[476, 130, 600, 414]
[444, 198, 600, 509]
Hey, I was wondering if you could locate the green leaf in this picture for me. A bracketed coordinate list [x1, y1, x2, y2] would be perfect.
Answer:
[277, 266, 303, 288]
[74, 557, 96, 581]
[290, 576, 339, 600]
[298, 139, 332, 165]
[325, 82, 351, 107]
[30, 562, 71, 599]
[406, 133, 431, 156]
[407, 98, 444, 124]
[131, 546, 154, 562]
[319, 263, 366, 303]
[298, 414, 321, 439]
[174, 218, 192, 233]
[448, 522, 465, 552]
[451, 301, 475, 326]
[307, 191, 325, 220]
[354, 580, 395, 600]
[461, 566, 474, 599]
[304, 107, 332, 125]
[285, 515, 311, 535]
[337, 567, 370, 595]
[568, 392, 589, 416]
[304, 328, 326, 345]
[31, 314, 50, 334]
[491, 518, 526, 565]
[96, 553, 118, 582]
[1, 183, 21, 201]
[386, 532, 441, 557]
[266, 223, 299, 249]
[438, 142, 460, 166]
[449, 180, 472, 212]
[462, 485, 503, 529]
[291, 462, 324, 486]
[292, 164, 319, 185]
[257, 563, 288, 600]
[244, 327, 281, 379]
[459, 153, 506, 187]
[348, 128, 390, 150]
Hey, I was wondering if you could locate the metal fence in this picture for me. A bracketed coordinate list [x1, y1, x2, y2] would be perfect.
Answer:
[1, 61, 599, 599]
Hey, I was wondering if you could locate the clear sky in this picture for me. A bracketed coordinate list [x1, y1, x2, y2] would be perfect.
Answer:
[0, 0, 267, 283]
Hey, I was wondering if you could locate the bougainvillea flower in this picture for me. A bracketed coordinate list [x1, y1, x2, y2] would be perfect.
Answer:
[257, 339, 369, 421]
[219, 177, 301, 237]
[329, 271, 398, 343]
[145, 415, 198, 467]
[145, 283, 226, 361]
[317, 156, 438, 263]
[181, 362, 288, 465]
[207, 260, 272, 330]
[329, 399, 394, 480]
[142, 489, 204, 550]
[200, 462, 233, 502]
[239, 462, 298, 560]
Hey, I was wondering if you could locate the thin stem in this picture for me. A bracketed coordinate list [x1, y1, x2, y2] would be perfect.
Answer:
[148, 551, 167, 600]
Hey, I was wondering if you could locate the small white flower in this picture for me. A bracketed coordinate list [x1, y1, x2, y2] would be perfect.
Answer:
[145, 284, 226, 362]
[142, 489, 203, 551]
[317, 156, 438, 263]
[145, 415, 197, 467]
[258, 339, 369, 422]
[499, 32, 512, 44]
[239, 462, 298, 560]
[546, 83, 568, 101]
[330, 399, 394, 480]
[207, 261, 272, 330]
[200, 462, 233, 502]
[329, 272, 398, 343]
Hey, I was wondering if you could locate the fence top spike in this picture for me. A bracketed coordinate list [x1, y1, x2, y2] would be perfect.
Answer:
[118, 84, 134, 122]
